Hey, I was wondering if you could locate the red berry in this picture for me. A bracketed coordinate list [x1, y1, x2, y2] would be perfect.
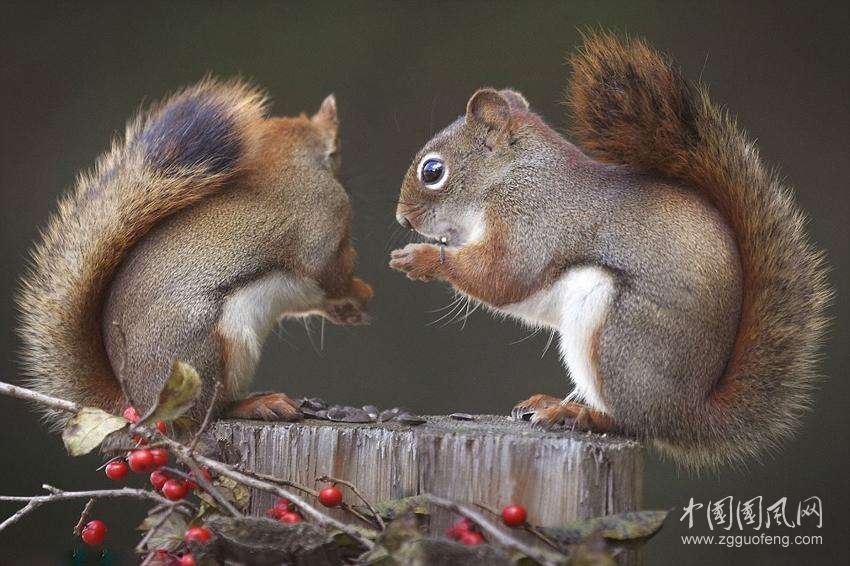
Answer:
[280, 512, 302, 524]
[318, 486, 343, 507]
[446, 517, 473, 539]
[184, 526, 212, 544]
[123, 406, 140, 423]
[162, 479, 189, 501]
[501, 504, 527, 527]
[458, 531, 485, 546]
[186, 468, 212, 490]
[105, 459, 129, 480]
[128, 449, 154, 473]
[265, 507, 285, 519]
[150, 470, 169, 491]
[156, 421, 167, 433]
[150, 448, 169, 468]
[179, 554, 195, 566]
[274, 497, 291, 510]
[81, 519, 107, 545]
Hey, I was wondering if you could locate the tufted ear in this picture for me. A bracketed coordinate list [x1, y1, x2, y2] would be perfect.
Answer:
[312, 94, 339, 156]
[499, 89, 530, 112]
[466, 89, 511, 131]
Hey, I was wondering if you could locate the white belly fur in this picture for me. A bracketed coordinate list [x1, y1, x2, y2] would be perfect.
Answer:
[217, 271, 324, 395]
[501, 265, 616, 411]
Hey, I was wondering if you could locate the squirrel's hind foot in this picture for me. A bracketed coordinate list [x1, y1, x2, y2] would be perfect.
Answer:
[512, 394, 614, 433]
[227, 392, 304, 422]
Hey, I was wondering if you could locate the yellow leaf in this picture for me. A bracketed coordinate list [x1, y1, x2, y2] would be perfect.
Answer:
[62, 408, 128, 456]
[142, 360, 201, 424]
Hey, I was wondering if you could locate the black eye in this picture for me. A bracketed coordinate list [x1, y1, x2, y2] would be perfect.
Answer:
[421, 158, 445, 186]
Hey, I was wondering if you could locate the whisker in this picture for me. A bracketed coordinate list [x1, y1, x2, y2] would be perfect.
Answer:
[509, 328, 541, 346]
[541, 330, 557, 358]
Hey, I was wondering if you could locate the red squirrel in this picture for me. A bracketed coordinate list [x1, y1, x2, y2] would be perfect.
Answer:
[390, 33, 830, 468]
[19, 79, 372, 429]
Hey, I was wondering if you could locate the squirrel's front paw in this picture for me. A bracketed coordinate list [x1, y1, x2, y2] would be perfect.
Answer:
[323, 296, 370, 325]
[389, 243, 441, 281]
[227, 392, 303, 421]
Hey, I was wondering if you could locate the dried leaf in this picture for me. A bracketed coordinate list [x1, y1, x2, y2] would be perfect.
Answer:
[137, 509, 189, 552]
[197, 475, 251, 513]
[141, 360, 201, 424]
[62, 407, 128, 456]
[539, 510, 669, 548]
[356, 495, 430, 521]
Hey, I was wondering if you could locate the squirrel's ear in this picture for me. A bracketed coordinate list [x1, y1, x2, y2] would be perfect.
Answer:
[466, 89, 511, 133]
[311, 94, 339, 136]
[466, 89, 512, 149]
[499, 89, 530, 112]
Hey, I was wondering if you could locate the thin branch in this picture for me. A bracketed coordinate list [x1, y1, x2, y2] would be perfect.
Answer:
[0, 381, 79, 413]
[189, 380, 222, 452]
[160, 441, 377, 550]
[0, 486, 178, 534]
[317, 475, 385, 530]
[135, 506, 178, 555]
[474, 502, 560, 551]
[72, 498, 96, 536]
[421, 494, 565, 566]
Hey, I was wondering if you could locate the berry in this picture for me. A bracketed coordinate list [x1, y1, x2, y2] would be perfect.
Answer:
[156, 421, 167, 434]
[150, 470, 169, 491]
[128, 449, 155, 473]
[105, 459, 129, 480]
[184, 526, 212, 544]
[501, 504, 527, 527]
[81, 519, 107, 545]
[265, 507, 285, 519]
[274, 497, 291, 510]
[123, 406, 140, 423]
[185, 468, 212, 490]
[318, 485, 343, 507]
[162, 479, 189, 501]
[150, 448, 169, 468]
[458, 531, 485, 546]
[178, 554, 196, 566]
[280, 512, 302, 524]
[446, 517, 474, 540]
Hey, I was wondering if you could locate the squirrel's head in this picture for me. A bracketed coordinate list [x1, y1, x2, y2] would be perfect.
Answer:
[396, 88, 533, 246]
[264, 94, 341, 177]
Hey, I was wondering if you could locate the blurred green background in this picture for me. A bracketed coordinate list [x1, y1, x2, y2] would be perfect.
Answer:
[1, 1, 847, 564]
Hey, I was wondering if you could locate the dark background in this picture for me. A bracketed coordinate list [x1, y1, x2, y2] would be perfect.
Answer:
[0, 1, 847, 564]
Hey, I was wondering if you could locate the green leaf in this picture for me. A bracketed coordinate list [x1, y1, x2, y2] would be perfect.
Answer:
[62, 407, 128, 456]
[141, 360, 201, 424]
[137, 509, 189, 552]
[539, 510, 669, 548]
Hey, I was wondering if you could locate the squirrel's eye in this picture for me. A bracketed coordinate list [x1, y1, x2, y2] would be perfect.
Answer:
[420, 157, 447, 189]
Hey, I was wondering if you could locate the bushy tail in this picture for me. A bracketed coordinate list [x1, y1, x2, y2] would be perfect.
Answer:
[18, 78, 267, 427]
[567, 33, 831, 468]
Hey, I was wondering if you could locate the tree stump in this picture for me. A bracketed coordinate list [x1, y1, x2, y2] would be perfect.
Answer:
[213, 416, 643, 541]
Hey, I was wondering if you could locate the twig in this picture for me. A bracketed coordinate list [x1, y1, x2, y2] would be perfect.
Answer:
[72, 498, 96, 536]
[317, 474, 385, 530]
[0, 381, 79, 413]
[235, 469, 375, 527]
[160, 441, 377, 550]
[188, 380, 222, 452]
[0, 486, 177, 534]
[474, 502, 560, 551]
[135, 506, 179, 554]
[162, 459, 242, 518]
[421, 494, 565, 565]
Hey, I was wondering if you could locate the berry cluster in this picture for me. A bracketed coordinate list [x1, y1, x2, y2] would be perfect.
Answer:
[445, 503, 528, 546]
[264, 498, 303, 524]
[81, 405, 213, 565]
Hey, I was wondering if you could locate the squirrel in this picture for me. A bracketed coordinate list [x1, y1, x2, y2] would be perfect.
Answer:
[18, 78, 373, 429]
[390, 33, 830, 468]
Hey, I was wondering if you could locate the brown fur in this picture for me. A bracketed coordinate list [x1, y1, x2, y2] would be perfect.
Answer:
[567, 32, 831, 468]
[392, 33, 831, 470]
[18, 79, 370, 429]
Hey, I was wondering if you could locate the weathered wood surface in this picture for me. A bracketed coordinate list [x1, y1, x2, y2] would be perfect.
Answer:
[214, 415, 643, 538]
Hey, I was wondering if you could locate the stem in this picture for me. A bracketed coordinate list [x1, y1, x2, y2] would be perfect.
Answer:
[188, 380, 222, 452]
[474, 502, 561, 551]
[317, 475, 386, 530]
[72, 498, 96, 536]
[0, 381, 79, 413]
[422, 494, 565, 565]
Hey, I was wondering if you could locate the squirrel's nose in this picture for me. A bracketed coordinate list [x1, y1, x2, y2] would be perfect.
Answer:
[397, 214, 413, 229]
